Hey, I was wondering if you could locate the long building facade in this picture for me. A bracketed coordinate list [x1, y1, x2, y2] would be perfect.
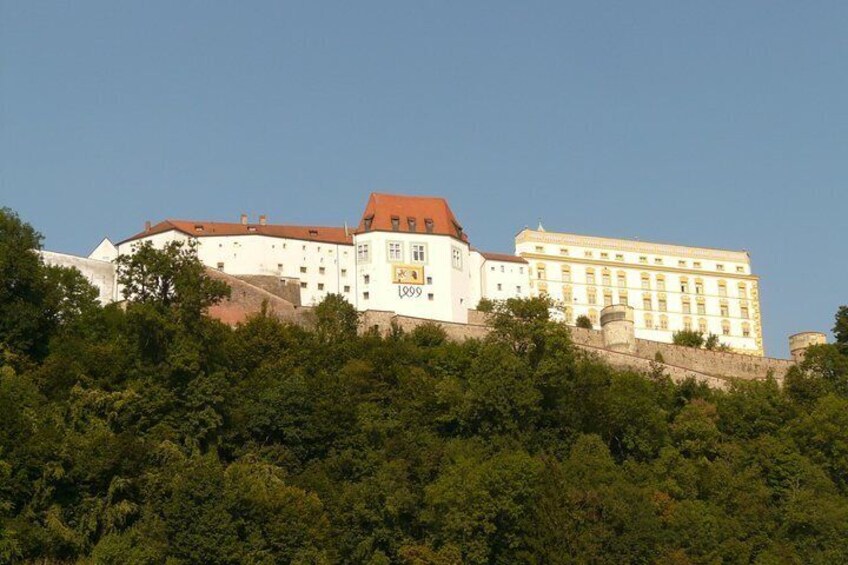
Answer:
[59, 192, 764, 355]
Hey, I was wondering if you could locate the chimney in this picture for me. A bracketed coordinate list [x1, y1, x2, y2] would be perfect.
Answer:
[145, 221, 151, 232]
[240, 214, 248, 225]
[259, 215, 267, 226]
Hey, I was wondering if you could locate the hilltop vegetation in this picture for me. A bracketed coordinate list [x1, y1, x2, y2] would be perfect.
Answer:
[2, 207, 848, 564]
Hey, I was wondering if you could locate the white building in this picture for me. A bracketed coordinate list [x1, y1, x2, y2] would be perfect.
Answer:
[40, 237, 119, 305]
[515, 227, 763, 355]
[77, 191, 763, 354]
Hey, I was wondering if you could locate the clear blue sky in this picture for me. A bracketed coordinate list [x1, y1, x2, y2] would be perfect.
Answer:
[1, 1, 845, 357]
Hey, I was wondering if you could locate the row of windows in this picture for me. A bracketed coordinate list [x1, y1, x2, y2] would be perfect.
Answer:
[565, 308, 753, 338]
[558, 286, 752, 318]
[532, 245, 745, 273]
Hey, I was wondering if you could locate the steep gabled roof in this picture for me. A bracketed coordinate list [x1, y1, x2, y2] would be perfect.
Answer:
[120, 220, 352, 245]
[356, 193, 469, 242]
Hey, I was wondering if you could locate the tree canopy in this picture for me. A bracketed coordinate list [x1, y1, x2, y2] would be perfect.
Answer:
[2, 208, 848, 563]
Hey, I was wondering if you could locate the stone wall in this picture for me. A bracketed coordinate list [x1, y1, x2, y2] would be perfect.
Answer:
[231, 275, 302, 306]
[206, 269, 314, 327]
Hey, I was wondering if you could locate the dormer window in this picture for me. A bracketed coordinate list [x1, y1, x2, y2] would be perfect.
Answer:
[194, 225, 204, 232]
[363, 216, 374, 231]
[407, 217, 417, 232]
[309, 229, 318, 236]
[424, 218, 434, 233]
[248, 226, 257, 232]
[391, 216, 400, 231]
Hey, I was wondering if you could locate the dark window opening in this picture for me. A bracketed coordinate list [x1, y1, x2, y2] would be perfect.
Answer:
[391, 216, 400, 231]
[424, 218, 434, 233]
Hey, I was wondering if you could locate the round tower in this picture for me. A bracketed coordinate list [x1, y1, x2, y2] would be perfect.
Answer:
[600, 304, 636, 354]
[789, 332, 827, 363]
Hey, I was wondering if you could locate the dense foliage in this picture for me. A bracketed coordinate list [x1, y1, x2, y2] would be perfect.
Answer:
[3, 208, 848, 563]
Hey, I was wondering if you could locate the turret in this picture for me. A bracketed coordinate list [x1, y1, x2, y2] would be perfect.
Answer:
[600, 304, 636, 354]
[789, 332, 827, 363]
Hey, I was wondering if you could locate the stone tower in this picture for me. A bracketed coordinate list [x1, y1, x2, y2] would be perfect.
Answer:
[788, 332, 828, 363]
[600, 304, 636, 354]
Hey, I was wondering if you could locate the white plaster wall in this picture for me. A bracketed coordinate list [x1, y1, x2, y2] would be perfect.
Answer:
[40, 250, 118, 304]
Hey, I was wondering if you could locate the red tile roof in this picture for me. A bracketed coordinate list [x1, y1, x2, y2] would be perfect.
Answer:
[479, 251, 527, 264]
[120, 219, 353, 245]
[356, 193, 469, 242]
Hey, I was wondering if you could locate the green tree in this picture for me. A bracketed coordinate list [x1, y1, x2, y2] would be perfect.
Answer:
[575, 315, 593, 329]
[672, 329, 705, 348]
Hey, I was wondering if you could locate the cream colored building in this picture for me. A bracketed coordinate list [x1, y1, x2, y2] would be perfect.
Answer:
[515, 228, 763, 355]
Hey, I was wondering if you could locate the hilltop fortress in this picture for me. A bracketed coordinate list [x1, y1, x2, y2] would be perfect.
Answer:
[42, 192, 828, 388]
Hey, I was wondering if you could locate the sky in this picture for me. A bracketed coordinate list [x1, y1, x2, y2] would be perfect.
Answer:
[1, 1, 846, 357]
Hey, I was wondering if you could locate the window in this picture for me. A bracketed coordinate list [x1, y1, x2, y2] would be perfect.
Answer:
[656, 275, 666, 291]
[738, 283, 747, 298]
[602, 269, 611, 286]
[277, 263, 283, 273]
[412, 243, 427, 263]
[497, 283, 502, 291]
[603, 290, 613, 307]
[451, 247, 462, 270]
[740, 303, 749, 319]
[341, 269, 347, 277]
[736, 266, 745, 273]
[720, 301, 729, 317]
[363, 274, 370, 284]
[363, 291, 370, 300]
[537, 263, 547, 280]
[619, 291, 628, 306]
[586, 268, 596, 285]
[680, 276, 689, 293]
[693, 261, 702, 269]
[644, 313, 654, 328]
[319, 267, 326, 275]
[535, 246, 544, 253]
[683, 316, 692, 331]
[561, 266, 571, 282]
[722, 320, 731, 336]
[678, 260, 687, 267]
[563, 286, 573, 303]
[600, 252, 609, 260]
[697, 298, 706, 315]
[584, 250, 594, 258]
[695, 279, 704, 294]
[388, 241, 403, 262]
[658, 294, 667, 312]
[660, 315, 669, 330]
[588, 309, 598, 326]
[428, 293, 434, 301]
[682, 297, 691, 314]
[516, 286, 522, 294]
[718, 280, 727, 297]
[716, 263, 725, 271]
[654, 258, 663, 265]
[742, 322, 751, 337]
[300, 282, 307, 289]
[343, 285, 350, 293]
[426, 276, 433, 284]
[615, 254, 624, 261]
[587, 287, 597, 305]
[617, 271, 626, 287]
[559, 247, 569, 256]
[643, 294, 652, 311]
[318, 283, 324, 291]
[564, 307, 573, 324]
[639, 256, 648, 264]
[300, 266, 307, 274]
[500, 265, 505, 272]
[424, 219, 434, 233]
[698, 318, 708, 333]
[390, 216, 400, 231]
[641, 273, 650, 290]
[357, 243, 370, 262]
[407, 217, 417, 232]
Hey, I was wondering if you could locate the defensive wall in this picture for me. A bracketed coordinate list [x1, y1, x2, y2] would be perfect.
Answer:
[206, 273, 807, 389]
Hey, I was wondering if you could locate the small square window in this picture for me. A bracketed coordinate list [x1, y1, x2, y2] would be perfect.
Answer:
[319, 267, 326, 275]
[341, 269, 347, 276]
[300, 282, 307, 289]
[427, 293, 434, 301]
[300, 266, 307, 274]
[497, 283, 502, 290]
[363, 274, 370, 284]
[363, 291, 370, 300]
[426, 276, 433, 284]
[615, 254, 624, 261]
[216, 262, 224, 271]
[318, 283, 324, 291]
[344, 285, 350, 292]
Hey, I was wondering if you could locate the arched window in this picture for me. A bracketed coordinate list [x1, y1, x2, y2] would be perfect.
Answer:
[658, 293, 668, 312]
[682, 296, 691, 314]
[742, 322, 751, 337]
[586, 268, 596, 285]
[698, 318, 708, 333]
[602, 268, 611, 286]
[680, 276, 690, 293]
[587, 287, 597, 305]
[656, 274, 666, 291]
[722, 319, 731, 336]
[603, 290, 613, 307]
[642, 293, 652, 311]
[562, 285, 573, 303]
[738, 282, 747, 298]
[695, 278, 704, 295]
[617, 271, 627, 287]
[660, 314, 669, 330]
[697, 297, 706, 315]
[536, 263, 546, 280]
[718, 280, 727, 297]
[683, 316, 692, 331]
[740, 301, 749, 319]
[641, 273, 650, 290]
[561, 265, 571, 282]
[720, 300, 729, 317]
[644, 313, 654, 328]
[619, 291, 629, 306]
[588, 309, 598, 327]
